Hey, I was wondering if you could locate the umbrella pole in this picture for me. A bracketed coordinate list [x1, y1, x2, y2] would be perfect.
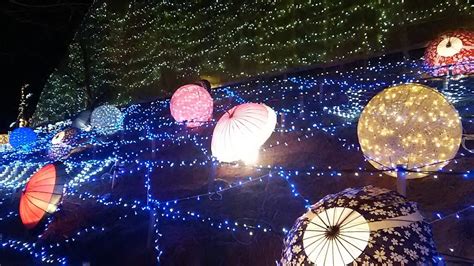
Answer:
[111, 160, 120, 189]
[396, 165, 407, 197]
[208, 161, 217, 198]
[443, 72, 450, 91]
[151, 139, 156, 159]
[280, 113, 285, 136]
[299, 94, 305, 119]
[111, 174, 116, 189]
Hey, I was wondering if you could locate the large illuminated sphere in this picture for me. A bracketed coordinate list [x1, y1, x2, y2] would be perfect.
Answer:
[170, 84, 213, 128]
[358, 84, 462, 178]
[425, 30, 474, 76]
[211, 103, 276, 163]
[90, 105, 123, 135]
[9, 127, 37, 149]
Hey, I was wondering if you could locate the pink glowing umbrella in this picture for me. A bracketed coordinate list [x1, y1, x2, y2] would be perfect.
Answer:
[170, 84, 213, 128]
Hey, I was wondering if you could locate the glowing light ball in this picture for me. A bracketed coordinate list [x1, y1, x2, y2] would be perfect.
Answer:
[170, 84, 213, 128]
[51, 127, 77, 145]
[357, 83, 462, 178]
[425, 30, 474, 76]
[9, 127, 37, 149]
[90, 105, 123, 135]
[211, 103, 276, 163]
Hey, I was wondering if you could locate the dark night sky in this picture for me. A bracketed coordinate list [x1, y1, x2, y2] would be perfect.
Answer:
[0, 0, 93, 132]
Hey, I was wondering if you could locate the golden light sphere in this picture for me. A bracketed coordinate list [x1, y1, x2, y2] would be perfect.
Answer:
[357, 83, 462, 178]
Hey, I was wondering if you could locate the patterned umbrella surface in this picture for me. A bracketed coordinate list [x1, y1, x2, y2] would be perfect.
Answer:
[281, 186, 438, 265]
[424, 30, 474, 76]
[51, 127, 78, 145]
[19, 163, 67, 229]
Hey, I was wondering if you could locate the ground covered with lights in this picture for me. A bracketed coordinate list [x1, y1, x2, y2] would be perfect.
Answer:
[0, 51, 473, 265]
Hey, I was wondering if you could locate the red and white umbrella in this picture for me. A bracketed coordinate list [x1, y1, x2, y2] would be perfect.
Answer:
[19, 163, 67, 229]
[211, 103, 276, 163]
[425, 30, 474, 76]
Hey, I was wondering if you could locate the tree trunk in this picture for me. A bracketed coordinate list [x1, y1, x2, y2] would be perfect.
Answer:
[79, 39, 94, 109]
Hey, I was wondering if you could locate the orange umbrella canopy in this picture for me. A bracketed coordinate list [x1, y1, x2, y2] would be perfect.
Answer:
[19, 163, 66, 229]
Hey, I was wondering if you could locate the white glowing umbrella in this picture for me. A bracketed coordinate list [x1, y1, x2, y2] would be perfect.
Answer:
[211, 103, 276, 163]
[302, 207, 370, 265]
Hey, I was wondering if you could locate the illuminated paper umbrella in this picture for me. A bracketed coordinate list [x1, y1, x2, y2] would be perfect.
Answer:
[357, 83, 462, 179]
[211, 103, 276, 163]
[90, 105, 124, 135]
[19, 163, 67, 229]
[51, 127, 77, 145]
[281, 186, 438, 265]
[72, 110, 92, 131]
[425, 30, 473, 76]
[170, 84, 213, 128]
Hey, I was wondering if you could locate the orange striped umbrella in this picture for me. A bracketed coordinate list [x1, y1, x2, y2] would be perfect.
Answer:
[19, 163, 66, 229]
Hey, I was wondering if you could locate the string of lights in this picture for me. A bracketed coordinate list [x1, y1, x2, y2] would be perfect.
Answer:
[0, 48, 472, 263]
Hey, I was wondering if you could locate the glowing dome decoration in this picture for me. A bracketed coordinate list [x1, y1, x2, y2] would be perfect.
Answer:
[90, 105, 123, 135]
[211, 103, 276, 163]
[9, 127, 37, 149]
[425, 30, 474, 76]
[51, 127, 77, 145]
[170, 84, 213, 128]
[358, 83, 462, 178]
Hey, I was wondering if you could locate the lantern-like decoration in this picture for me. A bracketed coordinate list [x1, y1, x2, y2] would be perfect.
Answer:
[19, 163, 67, 229]
[9, 127, 37, 149]
[170, 84, 213, 128]
[425, 30, 474, 76]
[211, 103, 276, 163]
[0, 134, 9, 145]
[90, 105, 123, 135]
[281, 186, 438, 265]
[357, 83, 462, 178]
[51, 127, 77, 145]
